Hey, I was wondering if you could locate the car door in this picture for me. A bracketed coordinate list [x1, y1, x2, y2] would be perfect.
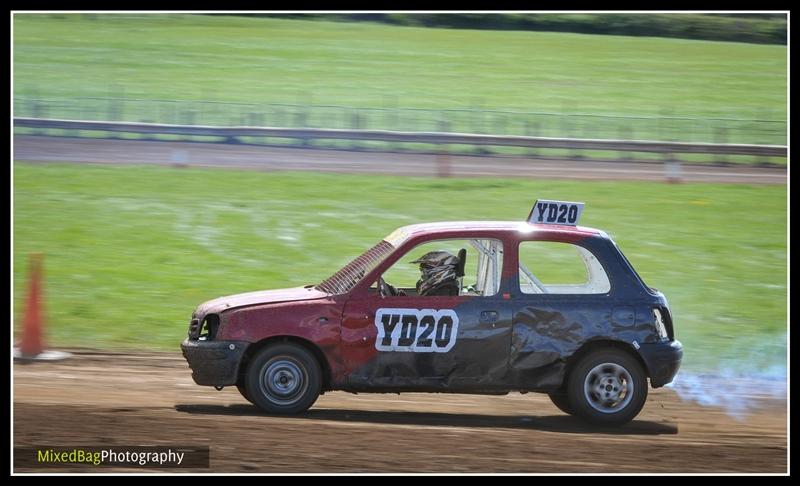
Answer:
[510, 237, 616, 389]
[341, 237, 512, 391]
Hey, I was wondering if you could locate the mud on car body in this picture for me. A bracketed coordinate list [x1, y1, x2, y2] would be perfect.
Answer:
[181, 200, 682, 425]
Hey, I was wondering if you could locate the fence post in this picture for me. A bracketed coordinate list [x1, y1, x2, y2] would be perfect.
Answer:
[471, 99, 483, 134]
[295, 106, 310, 147]
[618, 125, 632, 161]
[714, 127, 729, 165]
[574, 117, 586, 159]
[756, 110, 769, 166]
[656, 110, 681, 182]
[390, 105, 400, 152]
[658, 109, 675, 166]
[758, 142, 771, 166]
[471, 99, 484, 154]
[254, 110, 265, 145]
[107, 98, 119, 122]
[491, 115, 507, 157]
[195, 101, 203, 126]
[29, 97, 40, 119]
[565, 116, 580, 159]
[525, 121, 539, 158]
[351, 111, 362, 150]
[225, 105, 240, 144]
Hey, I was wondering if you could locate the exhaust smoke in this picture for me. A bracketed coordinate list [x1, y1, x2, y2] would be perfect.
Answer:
[665, 334, 787, 420]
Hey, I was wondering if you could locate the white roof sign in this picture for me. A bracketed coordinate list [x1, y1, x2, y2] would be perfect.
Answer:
[528, 199, 585, 226]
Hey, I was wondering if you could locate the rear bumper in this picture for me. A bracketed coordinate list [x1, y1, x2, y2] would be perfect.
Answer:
[637, 340, 683, 388]
[180, 338, 249, 386]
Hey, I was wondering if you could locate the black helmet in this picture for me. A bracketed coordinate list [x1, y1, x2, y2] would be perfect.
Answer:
[411, 251, 460, 296]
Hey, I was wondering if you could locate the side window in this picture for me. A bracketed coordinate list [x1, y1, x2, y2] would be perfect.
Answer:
[378, 239, 503, 297]
[518, 241, 610, 294]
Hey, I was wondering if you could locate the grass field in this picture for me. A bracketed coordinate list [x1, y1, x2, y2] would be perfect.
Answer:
[13, 162, 786, 371]
[13, 14, 787, 120]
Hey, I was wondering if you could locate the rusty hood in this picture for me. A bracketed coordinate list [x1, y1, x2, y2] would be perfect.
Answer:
[193, 286, 329, 319]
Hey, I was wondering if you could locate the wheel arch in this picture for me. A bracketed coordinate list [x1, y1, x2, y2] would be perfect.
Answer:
[237, 335, 332, 391]
[563, 339, 650, 387]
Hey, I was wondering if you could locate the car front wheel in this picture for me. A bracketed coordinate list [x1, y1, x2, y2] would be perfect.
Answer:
[236, 383, 254, 404]
[245, 342, 322, 414]
[567, 349, 648, 426]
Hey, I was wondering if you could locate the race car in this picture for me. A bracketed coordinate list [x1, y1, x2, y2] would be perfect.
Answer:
[181, 200, 682, 426]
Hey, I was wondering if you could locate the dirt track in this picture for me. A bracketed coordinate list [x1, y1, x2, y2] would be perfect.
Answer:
[13, 351, 787, 473]
[13, 135, 787, 184]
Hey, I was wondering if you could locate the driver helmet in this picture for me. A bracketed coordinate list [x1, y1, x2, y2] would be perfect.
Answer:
[411, 251, 460, 295]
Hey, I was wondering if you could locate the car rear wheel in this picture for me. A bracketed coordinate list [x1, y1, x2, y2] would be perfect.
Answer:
[567, 349, 648, 426]
[245, 342, 322, 414]
[547, 389, 574, 415]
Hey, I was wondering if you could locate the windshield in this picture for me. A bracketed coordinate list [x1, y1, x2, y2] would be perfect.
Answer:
[316, 240, 396, 295]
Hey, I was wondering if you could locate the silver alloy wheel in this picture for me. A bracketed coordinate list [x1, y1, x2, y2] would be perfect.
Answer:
[583, 362, 634, 413]
[259, 357, 308, 406]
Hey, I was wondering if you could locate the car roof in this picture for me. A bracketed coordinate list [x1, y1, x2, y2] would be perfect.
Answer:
[391, 221, 603, 240]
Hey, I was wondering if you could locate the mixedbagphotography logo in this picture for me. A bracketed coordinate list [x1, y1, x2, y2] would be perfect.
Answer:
[15, 446, 210, 469]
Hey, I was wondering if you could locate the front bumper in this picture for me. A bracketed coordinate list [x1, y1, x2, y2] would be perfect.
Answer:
[180, 338, 250, 386]
[637, 339, 683, 388]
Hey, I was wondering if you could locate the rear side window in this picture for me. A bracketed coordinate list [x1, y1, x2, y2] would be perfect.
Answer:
[518, 241, 610, 295]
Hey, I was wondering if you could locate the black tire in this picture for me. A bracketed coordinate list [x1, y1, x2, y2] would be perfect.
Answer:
[567, 349, 648, 426]
[236, 383, 254, 405]
[244, 343, 322, 414]
[547, 390, 574, 415]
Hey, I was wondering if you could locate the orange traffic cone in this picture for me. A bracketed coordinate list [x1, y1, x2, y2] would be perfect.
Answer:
[14, 253, 70, 362]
